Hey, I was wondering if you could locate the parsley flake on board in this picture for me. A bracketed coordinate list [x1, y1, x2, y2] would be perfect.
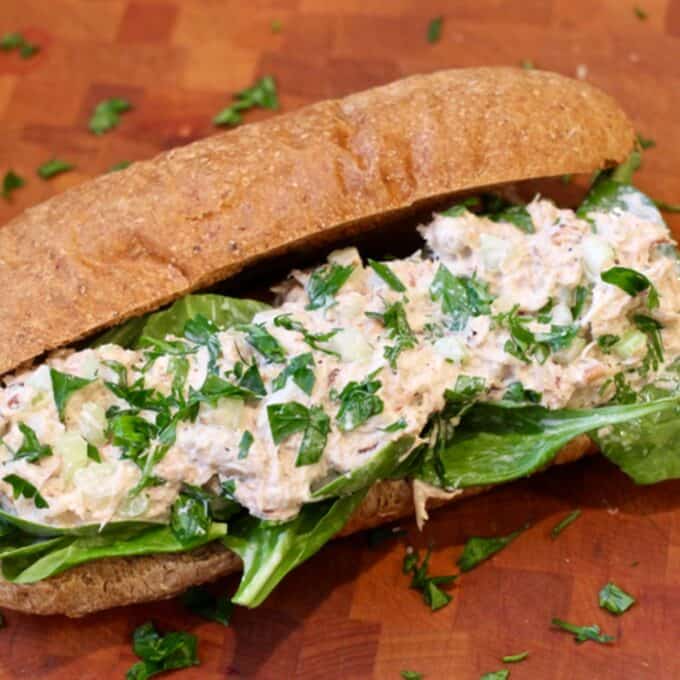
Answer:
[427, 16, 443, 43]
[550, 509, 581, 539]
[601, 266, 659, 309]
[0, 32, 39, 58]
[126, 622, 199, 680]
[89, 98, 133, 135]
[181, 586, 234, 626]
[636, 132, 655, 150]
[430, 264, 494, 331]
[457, 524, 527, 572]
[402, 546, 456, 611]
[332, 371, 384, 432]
[305, 263, 355, 310]
[37, 159, 74, 180]
[2, 170, 25, 200]
[2, 474, 48, 509]
[401, 671, 423, 680]
[267, 402, 330, 466]
[599, 582, 636, 615]
[551, 618, 614, 644]
[481, 672, 509, 680]
[213, 75, 279, 127]
[109, 160, 132, 172]
[367, 258, 406, 292]
[366, 300, 417, 369]
[502, 651, 529, 663]
[634, 6, 648, 20]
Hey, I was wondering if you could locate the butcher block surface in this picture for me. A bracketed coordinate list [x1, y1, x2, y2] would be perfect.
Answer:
[0, 1, 679, 678]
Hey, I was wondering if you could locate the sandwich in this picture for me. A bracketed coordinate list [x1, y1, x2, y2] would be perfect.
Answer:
[0, 67, 677, 618]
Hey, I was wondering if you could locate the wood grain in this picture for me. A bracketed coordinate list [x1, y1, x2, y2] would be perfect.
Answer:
[0, 1, 679, 678]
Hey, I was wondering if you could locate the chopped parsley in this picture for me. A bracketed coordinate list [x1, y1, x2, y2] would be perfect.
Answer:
[305, 263, 354, 310]
[0, 32, 39, 58]
[382, 417, 407, 432]
[2, 170, 24, 200]
[443, 375, 486, 416]
[87, 442, 101, 463]
[502, 651, 529, 663]
[182, 586, 234, 626]
[366, 300, 417, 369]
[109, 160, 132, 172]
[213, 75, 278, 127]
[126, 622, 199, 680]
[236, 323, 286, 363]
[430, 264, 494, 330]
[238, 430, 254, 459]
[597, 334, 620, 353]
[37, 159, 74, 180]
[481, 672, 509, 680]
[189, 373, 261, 404]
[227, 360, 266, 397]
[267, 402, 330, 466]
[633, 313, 664, 368]
[599, 582, 635, 615]
[50, 368, 93, 421]
[440, 196, 480, 217]
[633, 6, 648, 20]
[11, 423, 53, 464]
[551, 618, 614, 644]
[367, 259, 406, 292]
[273, 314, 340, 356]
[503, 381, 541, 404]
[550, 509, 581, 539]
[401, 672, 423, 680]
[270, 19, 283, 34]
[605, 372, 637, 405]
[89, 98, 133, 135]
[170, 492, 211, 543]
[427, 16, 443, 43]
[403, 546, 456, 611]
[2, 474, 48, 509]
[520, 58, 535, 69]
[601, 266, 659, 309]
[457, 524, 527, 572]
[183, 314, 222, 372]
[272, 353, 316, 395]
[571, 285, 589, 319]
[489, 204, 535, 233]
[636, 132, 655, 150]
[332, 371, 384, 432]
[536, 298, 555, 323]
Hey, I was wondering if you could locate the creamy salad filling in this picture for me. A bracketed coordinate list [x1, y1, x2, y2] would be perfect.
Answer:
[1, 198, 678, 529]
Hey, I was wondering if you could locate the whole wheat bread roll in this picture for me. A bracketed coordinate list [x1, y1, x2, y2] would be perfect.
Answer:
[0, 67, 633, 615]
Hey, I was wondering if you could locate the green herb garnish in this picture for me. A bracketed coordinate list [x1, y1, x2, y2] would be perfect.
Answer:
[182, 586, 234, 626]
[633, 313, 664, 368]
[403, 546, 456, 611]
[37, 159, 74, 180]
[367, 259, 406, 292]
[457, 525, 527, 572]
[430, 264, 494, 331]
[401, 671, 423, 680]
[305, 263, 354, 310]
[520, 58, 535, 69]
[601, 266, 659, 309]
[571, 285, 589, 319]
[551, 618, 614, 644]
[273, 314, 340, 357]
[366, 300, 416, 369]
[633, 6, 648, 20]
[126, 621, 199, 680]
[267, 402, 330, 466]
[503, 381, 541, 404]
[597, 335, 620, 353]
[599, 582, 635, 615]
[2, 170, 25, 200]
[427, 16, 443, 43]
[550, 509, 581, 539]
[2, 474, 48, 509]
[636, 132, 655, 149]
[238, 430, 254, 459]
[333, 372, 383, 432]
[236, 323, 286, 363]
[170, 492, 211, 543]
[50, 368, 93, 421]
[271, 19, 282, 33]
[502, 651, 528, 663]
[490, 204, 535, 233]
[213, 75, 279, 127]
[12, 423, 53, 464]
[109, 160, 132, 172]
[481, 672, 509, 680]
[89, 98, 132, 135]
[0, 32, 39, 58]
[272, 353, 316, 395]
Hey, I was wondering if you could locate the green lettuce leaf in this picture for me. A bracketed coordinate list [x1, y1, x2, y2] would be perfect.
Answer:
[417, 398, 678, 489]
[223, 492, 366, 607]
[92, 294, 270, 349]
[2, 522, 227, 584]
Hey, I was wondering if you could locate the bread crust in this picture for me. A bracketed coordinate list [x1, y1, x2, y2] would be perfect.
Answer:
[0, 436, 595, 616]
[0, 67, 633, 375]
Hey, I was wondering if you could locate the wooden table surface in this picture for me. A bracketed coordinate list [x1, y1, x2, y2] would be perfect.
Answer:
[1, 1, 680, 679]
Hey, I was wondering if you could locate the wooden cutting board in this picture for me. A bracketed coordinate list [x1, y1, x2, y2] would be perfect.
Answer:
[1, 1, 679, 678]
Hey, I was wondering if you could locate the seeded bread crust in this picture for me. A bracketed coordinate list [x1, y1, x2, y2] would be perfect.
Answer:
[0, 67, 633, 376]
